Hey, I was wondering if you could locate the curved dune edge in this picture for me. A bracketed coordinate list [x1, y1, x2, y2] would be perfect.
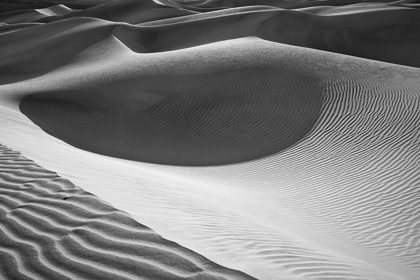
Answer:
[0, 143, 255, 280]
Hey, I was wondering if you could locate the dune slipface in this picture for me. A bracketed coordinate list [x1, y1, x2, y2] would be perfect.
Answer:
[18, 34, 324, 166]
[0, 143, 255, 280]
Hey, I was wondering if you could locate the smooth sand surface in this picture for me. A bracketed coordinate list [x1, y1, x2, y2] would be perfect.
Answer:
[1, 0, 420, 279]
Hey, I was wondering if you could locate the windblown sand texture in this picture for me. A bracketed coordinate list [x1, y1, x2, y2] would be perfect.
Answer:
[1, 0, 420, 279]
[0, 143, 255, 279]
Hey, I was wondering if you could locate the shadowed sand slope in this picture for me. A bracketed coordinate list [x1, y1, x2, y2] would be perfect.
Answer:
[0, 143, 255, 280]
[17, 31, 324, 166]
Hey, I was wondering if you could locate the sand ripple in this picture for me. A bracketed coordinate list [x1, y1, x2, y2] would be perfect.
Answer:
[0, 143, 255, 280]
[1, 0, 420, 279]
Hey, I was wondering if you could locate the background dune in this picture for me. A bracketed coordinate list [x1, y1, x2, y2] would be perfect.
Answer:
[35, 0, 195, 24]
[1, 0, 420, 279]
[259, 7, 420, 68]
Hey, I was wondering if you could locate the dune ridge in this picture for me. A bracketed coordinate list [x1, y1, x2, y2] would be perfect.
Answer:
[0, 143, 255, 279]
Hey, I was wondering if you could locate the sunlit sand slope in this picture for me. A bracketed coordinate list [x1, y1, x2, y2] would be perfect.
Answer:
[0, 143, 254, 280]
[175, 50, 420, 279]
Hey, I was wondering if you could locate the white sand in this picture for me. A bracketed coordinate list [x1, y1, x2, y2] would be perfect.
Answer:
[1, 0, 419, 279]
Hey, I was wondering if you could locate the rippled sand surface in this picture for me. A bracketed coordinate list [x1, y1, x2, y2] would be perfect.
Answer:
[1, 0, 419, 279]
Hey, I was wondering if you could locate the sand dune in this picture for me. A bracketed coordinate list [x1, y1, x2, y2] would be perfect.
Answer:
[259, 7, 420, 67]
[36, 0, 195, 24]
[1, 0, 420, 279]
[165, 0, 401, 10]
[130, 3, 420, 65]
[0, 4, 74, 23]
[0, 8, 50, 23]
[18, 35, 323, 164]
[0, 22, 42, 35]
[0, 143, 255, 279]
[3, 1, 419, 64]
[0, 3, 417, 165]
[36, 4, 74, 16]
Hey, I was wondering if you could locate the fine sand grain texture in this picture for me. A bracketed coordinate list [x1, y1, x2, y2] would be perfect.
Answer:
[0, 143, 255, 280]
[1, 0, 420, 279]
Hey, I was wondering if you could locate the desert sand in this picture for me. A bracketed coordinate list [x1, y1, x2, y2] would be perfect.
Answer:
[0, 143, 254, 279]
[0, 0, 419, 279]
